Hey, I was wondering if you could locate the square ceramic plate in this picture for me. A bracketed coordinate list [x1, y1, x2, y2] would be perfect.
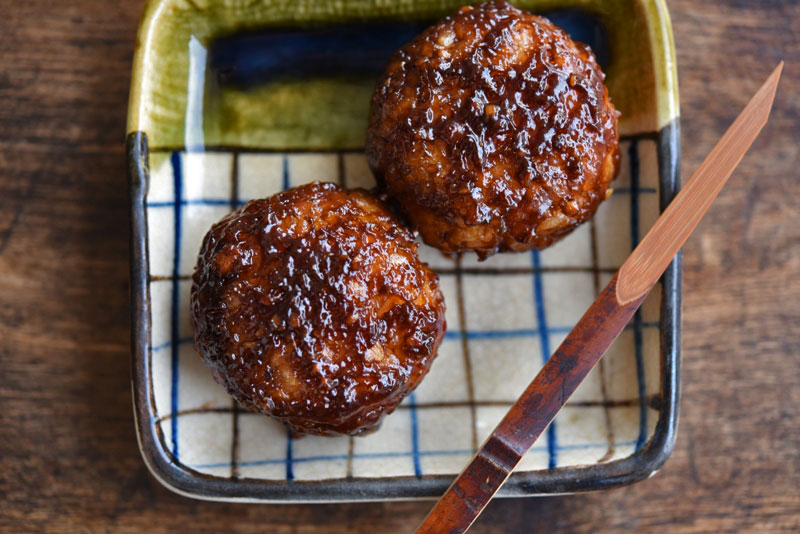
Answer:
[128, 0, 680, 502]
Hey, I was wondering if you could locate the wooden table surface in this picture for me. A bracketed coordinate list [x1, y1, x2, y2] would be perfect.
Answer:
[1, 0, 798, 532]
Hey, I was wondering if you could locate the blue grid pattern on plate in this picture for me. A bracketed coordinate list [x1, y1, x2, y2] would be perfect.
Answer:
[169, 151, 182, 458]
[146, 139, 660, 479]
[190, 438, 641, 470]
[531, 249, 557, 469]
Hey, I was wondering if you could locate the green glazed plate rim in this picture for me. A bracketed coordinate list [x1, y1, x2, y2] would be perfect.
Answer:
[127, 0, 681, 502]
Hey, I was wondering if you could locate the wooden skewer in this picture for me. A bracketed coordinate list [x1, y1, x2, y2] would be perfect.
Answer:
[417, 62, 783, 534]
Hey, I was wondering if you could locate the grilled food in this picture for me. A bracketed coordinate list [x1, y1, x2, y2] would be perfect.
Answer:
[191, 182, 446, 435]
[367, 0, 620, 258]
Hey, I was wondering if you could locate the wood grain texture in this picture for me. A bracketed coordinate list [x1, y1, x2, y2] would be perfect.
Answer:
[419, 275, 648, 533]
[617, 64, 781, 305]
[422, 66, 780, 532]
[0, 0, 798, 533]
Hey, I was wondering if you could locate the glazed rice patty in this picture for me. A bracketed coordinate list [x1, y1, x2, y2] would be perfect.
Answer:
[191, 182, 446, 436]
[366, 0, 620, 258]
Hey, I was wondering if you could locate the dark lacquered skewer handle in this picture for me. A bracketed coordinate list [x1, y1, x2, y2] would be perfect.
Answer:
[417, 274, 648, 534]
[417, 62, 782, 534]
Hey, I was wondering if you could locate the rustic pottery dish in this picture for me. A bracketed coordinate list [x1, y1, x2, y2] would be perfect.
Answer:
[128, 0, 680, 502]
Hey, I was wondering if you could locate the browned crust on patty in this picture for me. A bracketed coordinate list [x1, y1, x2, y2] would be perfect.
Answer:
[191, 182, 446, 435]
[367, 0, 620, 258]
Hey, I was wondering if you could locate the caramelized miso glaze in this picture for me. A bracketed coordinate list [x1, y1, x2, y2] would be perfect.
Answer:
[367, 0, 620, 258]
[191, 182, 446, 435]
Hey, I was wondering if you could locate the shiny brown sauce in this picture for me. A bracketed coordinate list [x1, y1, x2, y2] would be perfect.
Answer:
[191, 183, 446, 435]
[367, 0, 620, 257]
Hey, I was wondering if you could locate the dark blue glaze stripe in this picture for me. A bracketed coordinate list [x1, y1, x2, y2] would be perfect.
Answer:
[531, 250, 557, 469]
[209, 22, 429, 88]
[629, 140, 649, 451]
[169, 151, 183, 459]
[282, 155, 290, 191]
[409, 392, 422, 478]
[208, 12, 608, 89]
